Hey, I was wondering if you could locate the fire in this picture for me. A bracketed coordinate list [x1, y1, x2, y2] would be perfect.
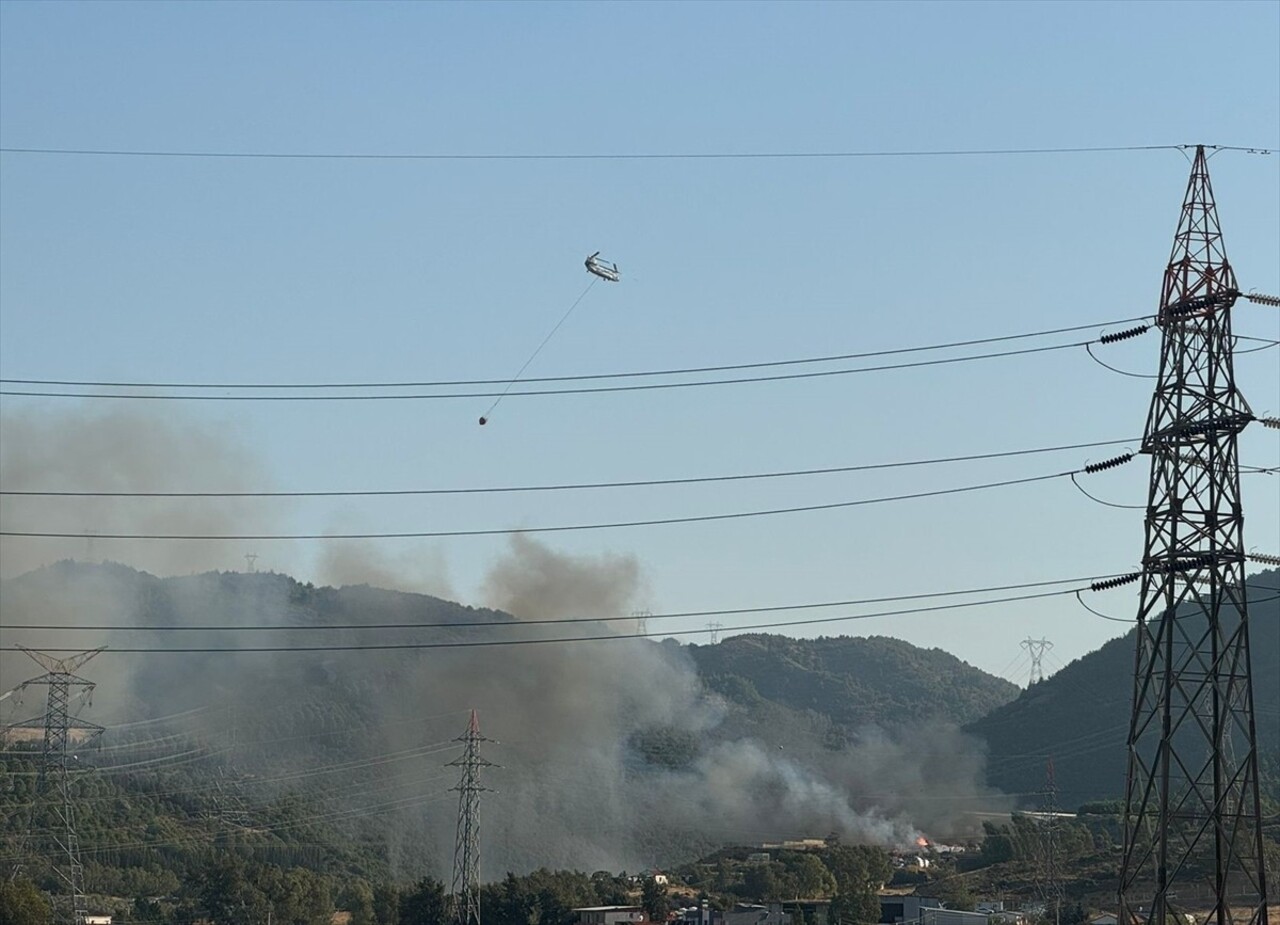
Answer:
[916, 836, 929, 848]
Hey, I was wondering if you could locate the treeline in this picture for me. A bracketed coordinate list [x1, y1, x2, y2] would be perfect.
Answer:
[0, 847, 896, 925]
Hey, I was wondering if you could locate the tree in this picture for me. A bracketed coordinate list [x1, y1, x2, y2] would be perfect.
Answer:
[0, 876, 50, 925]
[196, 854, 270, 925]
[400, 878, 448, 925]
[338, 879, 376, 925]
[978, 822, 1015, 866]
[641, 878, 670, 922]
[816, 845, 889, 923]
[743, 863, 780, 902]
[372, 882, 400, 925]
[780, 853, 836, 900]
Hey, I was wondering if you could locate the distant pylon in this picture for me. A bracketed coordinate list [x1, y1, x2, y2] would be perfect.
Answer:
[448, 710, 496, 925]
[631, 610, 651, 636]
[244, 553, 258, 573]
[1118, 145, 1269, 925]
[4, 647, 105, 925]
[707, 621, 722, 645]
[1021, 637, 1053, 684]
[1038, 758, 1062, 925]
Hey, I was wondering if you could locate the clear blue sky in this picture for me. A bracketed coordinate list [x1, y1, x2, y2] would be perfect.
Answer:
[1, 0, 1277, 681]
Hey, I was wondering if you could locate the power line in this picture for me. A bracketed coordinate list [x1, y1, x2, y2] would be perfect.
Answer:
[0, 573, 1112, 632]
[0, 584, 1088, 653]
[0, 467, 1080, 540]
[0, 340, 1103, 401]
[0, 436, 1134, 498]
[0, 143, 1237, 161]
[0, 315, 1145, 390]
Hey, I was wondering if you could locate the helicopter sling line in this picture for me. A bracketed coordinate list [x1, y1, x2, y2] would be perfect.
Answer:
[481, 276, 592, 423]
[478, 252, 621, 424]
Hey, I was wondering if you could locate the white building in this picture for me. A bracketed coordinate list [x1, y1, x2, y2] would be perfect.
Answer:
[575, 906, 648, 925]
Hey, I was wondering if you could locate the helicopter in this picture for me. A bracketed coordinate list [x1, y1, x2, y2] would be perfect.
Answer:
[584, 251, 620, 282]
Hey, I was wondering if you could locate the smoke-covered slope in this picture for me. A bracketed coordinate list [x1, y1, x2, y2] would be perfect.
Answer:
[1, 558, 1015, 885]
[966, 568, 1280, 805]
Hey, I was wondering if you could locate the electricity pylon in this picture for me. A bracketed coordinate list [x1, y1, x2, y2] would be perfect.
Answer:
[4, 647, 105, 925]
[448, 710, 496, 925]
[1038, 759, 1062, 925]
[1118, 146, 1269, 925]
[1021, 637, 1053, 685]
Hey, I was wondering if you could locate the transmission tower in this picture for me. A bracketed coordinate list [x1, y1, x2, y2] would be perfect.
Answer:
[1021, 637, 1053, 684]
[1038, 758, 1062, 925]
[448, 710, 496, 925]
[1118, 145, 1269, 925]
[631, 610, 651, 636]
[4, 647, 105, 925]
[707, 621, 723, 645]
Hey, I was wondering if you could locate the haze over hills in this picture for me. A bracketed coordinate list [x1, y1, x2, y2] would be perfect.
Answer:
[0, 555, 1016, 887]
[966, 568, 1280, 804]
[4, 558, 1277, 906]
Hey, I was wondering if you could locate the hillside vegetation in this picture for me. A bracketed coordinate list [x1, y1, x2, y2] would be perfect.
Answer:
[967, 568, 1280, 803]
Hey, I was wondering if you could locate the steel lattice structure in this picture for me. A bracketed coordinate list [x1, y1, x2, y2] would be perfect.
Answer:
[1118, 146, 1269, 925]
[448, 710, 495, 925]
[1039, 758, 1062, 925]
[4, 647, 104, 925]
[1022, 637, 1054, 685]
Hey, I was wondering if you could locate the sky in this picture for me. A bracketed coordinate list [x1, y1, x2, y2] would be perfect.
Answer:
[1, 0, 1277, 683]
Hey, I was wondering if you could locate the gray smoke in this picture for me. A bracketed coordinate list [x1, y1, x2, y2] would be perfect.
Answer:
[0, 409, 1008, 879]
[316, 539, 455, 601]
[0, 406, 281, 580]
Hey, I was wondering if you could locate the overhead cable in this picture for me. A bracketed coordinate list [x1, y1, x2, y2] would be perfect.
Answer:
[0, 342, 1106, 402]
[0, 585, 1087, 654]
[0, 316, 1145, 390]
[0, 468, 1082, 540]
[2, 573, 1116, 632]
[0, 437, 1135, 499]
[0, 143, 1215, 161]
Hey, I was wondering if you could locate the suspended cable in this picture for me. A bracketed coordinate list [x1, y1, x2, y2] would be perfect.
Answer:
[0, 340, 1097, 400]
[1074, 585, 1280, 624]
[1085, 343, 1155, 379]
[1, 573, 1116, 632]
[0, 585, 1087, 654]
[0, 316, 1145, 391]
[1070, 472, 1144, 510]
[479, 276, 598, 425]
[0, 468, 1079, 540]
[1075, 590, 1137, 623]
[0, 436, 1135, 499]
[0, 143, 1204, 161]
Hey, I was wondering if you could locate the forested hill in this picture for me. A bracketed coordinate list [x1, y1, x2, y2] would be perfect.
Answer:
[966, 568, 1280, 806]
[0, 559, 1019, 897]
[689, 633, 1020, 728]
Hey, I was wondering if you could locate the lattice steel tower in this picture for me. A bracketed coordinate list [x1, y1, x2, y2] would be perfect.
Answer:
[1038, 758, 1062, 925]
[448, 710, 495, 925]
[1021, 637, 1054, 685]
[1118, 146, 1269, 925]
[5, 647, 105, 925]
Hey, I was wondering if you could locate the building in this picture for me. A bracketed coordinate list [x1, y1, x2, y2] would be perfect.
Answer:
[676, 902, 792, 925]
[722, 903, 791, 925]
[575, 906, 649, 925]
[881, 896, 943, 924]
